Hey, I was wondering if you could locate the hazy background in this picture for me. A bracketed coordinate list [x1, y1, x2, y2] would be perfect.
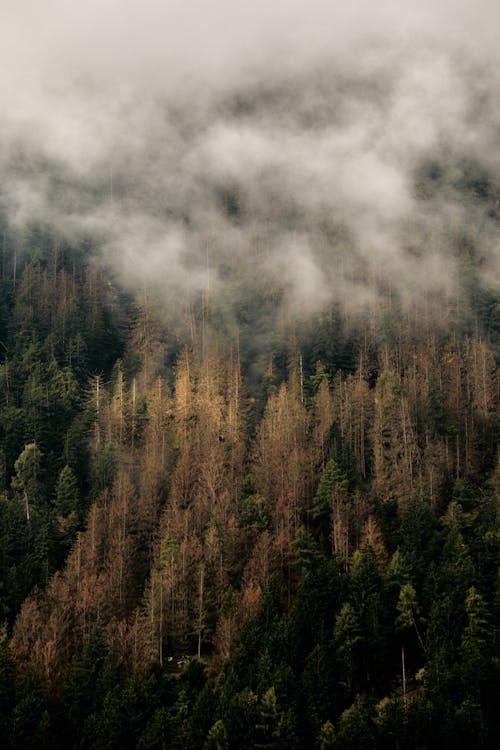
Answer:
[1, 0, 499, 340]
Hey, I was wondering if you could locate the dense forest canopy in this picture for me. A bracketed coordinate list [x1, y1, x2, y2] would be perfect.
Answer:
[0, 203, 497, 748]
[0, 1, 499, 748]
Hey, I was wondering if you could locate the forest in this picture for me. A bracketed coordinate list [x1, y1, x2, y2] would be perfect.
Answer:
[1, 2, 500, 747]
[0, 171, 498, 750]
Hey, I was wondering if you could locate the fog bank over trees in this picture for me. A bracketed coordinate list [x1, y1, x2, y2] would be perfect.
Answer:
[0, 1, 499, 345]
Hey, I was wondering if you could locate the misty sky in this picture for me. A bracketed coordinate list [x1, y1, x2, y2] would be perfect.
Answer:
[1, 0, 499, 330]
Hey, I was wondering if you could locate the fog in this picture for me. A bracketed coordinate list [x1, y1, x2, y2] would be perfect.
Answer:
[1, 1, 499, 340]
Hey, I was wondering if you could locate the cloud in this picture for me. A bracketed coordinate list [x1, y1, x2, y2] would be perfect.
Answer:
[0, 1, 499, 348]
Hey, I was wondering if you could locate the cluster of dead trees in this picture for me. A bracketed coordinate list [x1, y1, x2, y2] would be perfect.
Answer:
[10, 324, 498, 686]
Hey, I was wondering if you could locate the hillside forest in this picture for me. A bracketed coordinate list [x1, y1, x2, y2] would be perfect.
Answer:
[0, 204, 498, 750]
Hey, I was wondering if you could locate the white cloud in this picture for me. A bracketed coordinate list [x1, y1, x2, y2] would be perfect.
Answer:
[0, 1, 499, 336]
